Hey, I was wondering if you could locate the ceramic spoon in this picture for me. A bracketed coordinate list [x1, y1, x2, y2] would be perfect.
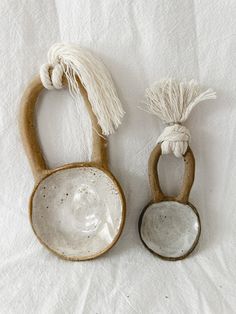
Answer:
[138, 143, 201, 261]
[20, 76, 126, 261]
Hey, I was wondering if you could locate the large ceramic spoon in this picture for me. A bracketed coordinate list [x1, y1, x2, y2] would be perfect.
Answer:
[20, 76, 126, 261]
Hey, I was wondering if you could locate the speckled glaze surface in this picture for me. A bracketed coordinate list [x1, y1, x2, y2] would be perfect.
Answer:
[139, 201, 200, 260]
[31, 166, 124, 260]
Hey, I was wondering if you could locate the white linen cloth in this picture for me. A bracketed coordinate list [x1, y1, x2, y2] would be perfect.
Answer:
[0, 0, 236, 313]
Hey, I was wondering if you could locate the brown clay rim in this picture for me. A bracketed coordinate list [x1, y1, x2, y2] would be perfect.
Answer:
[138, 200, 201, 261]
[20, 75, 126, 261]
[138, 143, 201, 261]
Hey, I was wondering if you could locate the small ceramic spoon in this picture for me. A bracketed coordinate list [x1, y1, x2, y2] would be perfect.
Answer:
[20, 76, 126, 261]
[138, 143, 201, 261]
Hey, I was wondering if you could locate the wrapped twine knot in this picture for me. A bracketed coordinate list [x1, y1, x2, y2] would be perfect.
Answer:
[38, 43, 125, 135]
[40, 62, 64, 90]
[157, 123, 190, 158]
[144, 79, 216, 157]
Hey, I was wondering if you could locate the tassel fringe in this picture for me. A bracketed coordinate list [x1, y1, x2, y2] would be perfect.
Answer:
[40, 43, 125, 135]
[144, 79, 216, 157]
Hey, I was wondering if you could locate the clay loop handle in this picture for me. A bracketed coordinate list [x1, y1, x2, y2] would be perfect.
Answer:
[148, 143, 195, 203]
[19, 75, 107, 182]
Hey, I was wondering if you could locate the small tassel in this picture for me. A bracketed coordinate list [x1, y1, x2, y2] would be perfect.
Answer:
[39, 43, 125, 135]
[144, 79, 216, 157]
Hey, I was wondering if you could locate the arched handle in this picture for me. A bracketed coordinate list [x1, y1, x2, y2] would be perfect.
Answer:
[148, 143, 195, 203]
[19, 75, 108, 183]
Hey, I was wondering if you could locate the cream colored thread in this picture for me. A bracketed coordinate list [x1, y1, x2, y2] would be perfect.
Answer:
[144, 79, 216, 157]
[39, 43, 125, 135]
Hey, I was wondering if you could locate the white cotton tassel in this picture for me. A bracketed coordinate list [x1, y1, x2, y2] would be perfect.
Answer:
[144, 79, 216, 157]
[39, 43, 125, 135]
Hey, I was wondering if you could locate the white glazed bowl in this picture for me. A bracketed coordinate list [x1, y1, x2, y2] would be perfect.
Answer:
[30, 165, 125, 260]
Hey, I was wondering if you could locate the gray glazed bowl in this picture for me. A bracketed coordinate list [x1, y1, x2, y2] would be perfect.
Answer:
[139, 201, 201, 261]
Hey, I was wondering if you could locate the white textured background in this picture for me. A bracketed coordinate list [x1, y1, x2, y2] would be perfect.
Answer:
[1, 1, 236, 313]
